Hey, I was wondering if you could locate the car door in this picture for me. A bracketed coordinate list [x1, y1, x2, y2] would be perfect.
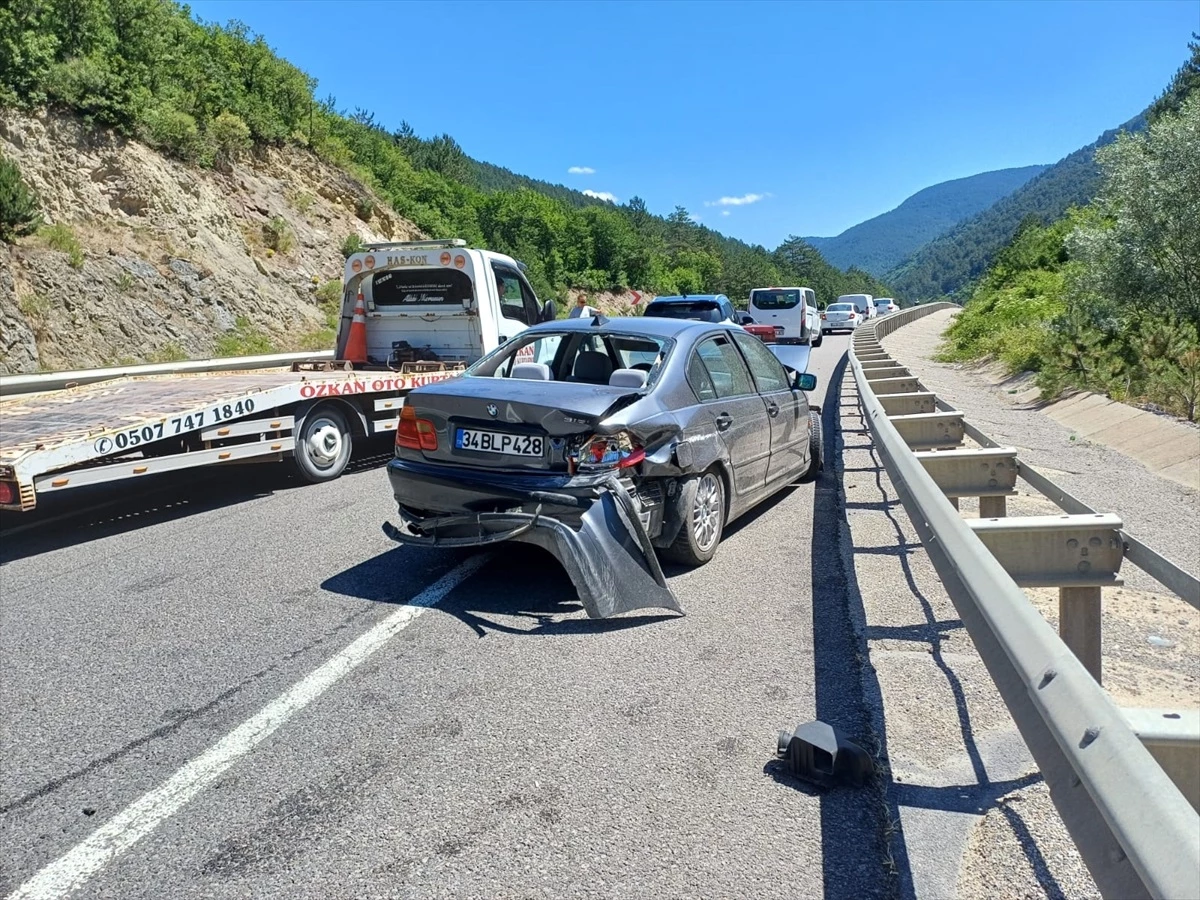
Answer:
[492, 265, 538, 346]
[690, 334, 771, 498]
[733, 332, 810, 484]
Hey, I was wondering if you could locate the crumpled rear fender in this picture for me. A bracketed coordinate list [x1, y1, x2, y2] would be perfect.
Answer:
[382, 476, 682, 620]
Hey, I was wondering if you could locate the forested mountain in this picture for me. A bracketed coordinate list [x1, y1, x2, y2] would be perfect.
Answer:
[934, 37, 1200, 420]
[804, 165, 1047, 276]
[885, 112, 1147, 301]
[469, 159, 609, 209]
[0, 0, 887, 307]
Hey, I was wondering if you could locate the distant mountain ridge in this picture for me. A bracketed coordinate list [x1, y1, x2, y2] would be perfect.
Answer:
[886, 112, 1149, 301]
[804, 165, 1048, 277]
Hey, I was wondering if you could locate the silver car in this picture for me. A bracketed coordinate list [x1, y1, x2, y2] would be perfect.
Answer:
[383, 315, 821, 618]
[821, 302, 862, 333]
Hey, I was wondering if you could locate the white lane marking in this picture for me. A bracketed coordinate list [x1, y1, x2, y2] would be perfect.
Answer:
[7, 554, 490, 900]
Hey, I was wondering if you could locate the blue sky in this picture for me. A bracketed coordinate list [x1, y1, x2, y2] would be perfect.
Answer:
[186, 0, 1196, 249]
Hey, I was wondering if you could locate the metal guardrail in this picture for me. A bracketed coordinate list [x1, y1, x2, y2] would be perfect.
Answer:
[0, 351, 336, 397]
[851, 304, 1200, 899]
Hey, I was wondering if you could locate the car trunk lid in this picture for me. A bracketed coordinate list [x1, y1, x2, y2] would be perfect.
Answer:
[404, 377, 643, 471]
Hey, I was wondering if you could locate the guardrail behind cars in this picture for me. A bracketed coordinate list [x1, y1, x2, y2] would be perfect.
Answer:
[850, 302, 1200, 900]
[0, 351, 336, 398]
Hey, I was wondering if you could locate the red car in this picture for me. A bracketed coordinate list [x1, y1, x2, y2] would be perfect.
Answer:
[744, 323, 780, 343]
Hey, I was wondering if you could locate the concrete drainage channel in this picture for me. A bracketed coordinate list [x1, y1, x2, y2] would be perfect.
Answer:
[849, 304, 1199, 899]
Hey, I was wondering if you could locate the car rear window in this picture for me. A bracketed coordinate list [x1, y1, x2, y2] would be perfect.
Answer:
[469, 330, 672, 387]
[751, 290, 801, 310]
[643, 301, 723, 323]
[828, 303, 854, 312]
[369, 269, 473, 306]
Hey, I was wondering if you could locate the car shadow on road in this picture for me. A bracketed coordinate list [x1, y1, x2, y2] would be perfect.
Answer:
[0, 440, 396, 564]
[322, 543, 678, 638]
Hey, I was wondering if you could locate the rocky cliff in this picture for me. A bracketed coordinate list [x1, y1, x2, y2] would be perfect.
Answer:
[0, 109, 422, 374]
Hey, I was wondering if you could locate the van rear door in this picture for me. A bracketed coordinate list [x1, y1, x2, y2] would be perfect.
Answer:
[749, 288, 805, 340]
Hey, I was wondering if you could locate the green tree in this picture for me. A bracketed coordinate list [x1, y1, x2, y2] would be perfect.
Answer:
[625, 195, 651, 232]
[0, 155, 43, 243]
[1148, 34, 1200, 123]
[1067, 94, 1200, 326]
[0, 0, 59, 107]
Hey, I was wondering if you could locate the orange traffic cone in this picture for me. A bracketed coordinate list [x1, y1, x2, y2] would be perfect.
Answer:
[343, 292, 368, 365]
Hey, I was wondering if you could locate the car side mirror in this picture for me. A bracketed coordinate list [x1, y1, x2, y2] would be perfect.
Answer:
[794, 371, 817, 392]
[540, 299, 556, 323]
[739, 313, 755, 325]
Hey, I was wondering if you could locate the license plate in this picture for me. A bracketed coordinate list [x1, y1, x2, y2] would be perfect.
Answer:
[455, 428, 545, 457]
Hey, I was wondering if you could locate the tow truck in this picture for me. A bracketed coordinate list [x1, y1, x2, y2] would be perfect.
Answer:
[0, 240, 555, 512]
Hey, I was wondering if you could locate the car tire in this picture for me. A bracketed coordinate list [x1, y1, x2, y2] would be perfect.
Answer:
[800, 411, 823, 482]
[813, 329, 823, 347]
[292, 404, 353, 483]
[662, 469, 726, 566]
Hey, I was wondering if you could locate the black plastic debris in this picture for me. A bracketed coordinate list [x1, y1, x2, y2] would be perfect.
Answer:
[776, 720, 874, 787]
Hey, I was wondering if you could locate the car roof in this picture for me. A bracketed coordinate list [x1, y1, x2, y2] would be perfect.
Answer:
[647, 294, 726, 304]
[524, 315, 736, 339]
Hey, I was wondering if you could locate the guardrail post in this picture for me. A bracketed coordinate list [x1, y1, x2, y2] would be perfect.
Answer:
[1060, 586, 1103, 683]
[979, 496, 1007, 518]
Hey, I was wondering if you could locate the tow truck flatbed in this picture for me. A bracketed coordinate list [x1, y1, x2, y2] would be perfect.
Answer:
[0, 366, 458, 511]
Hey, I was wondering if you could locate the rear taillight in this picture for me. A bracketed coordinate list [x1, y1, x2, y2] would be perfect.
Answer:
[572, 431, 644, 472]
[397, 405, 438, 451]
[0, 481, 16, 506]
[820, 313, 826, 320]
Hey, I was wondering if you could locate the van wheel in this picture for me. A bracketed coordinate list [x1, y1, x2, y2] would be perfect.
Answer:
[292, 405, 353, 483]
[662, 470, 725, 566]
[800, 411, 823, 482]
[812, 329, 823, 347]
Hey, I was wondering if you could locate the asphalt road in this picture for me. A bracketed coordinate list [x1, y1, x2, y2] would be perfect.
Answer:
[0, 332, 888, 899]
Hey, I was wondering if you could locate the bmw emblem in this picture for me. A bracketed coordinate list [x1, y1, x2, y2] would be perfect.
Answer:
[486, 403, 499, 418]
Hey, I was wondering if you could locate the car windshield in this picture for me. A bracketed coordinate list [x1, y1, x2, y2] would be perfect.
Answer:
[643, 301, 723, 323]
[751, 290, 801, 310]
[828, 304, 854, 312]
[465, 330, 673, 387]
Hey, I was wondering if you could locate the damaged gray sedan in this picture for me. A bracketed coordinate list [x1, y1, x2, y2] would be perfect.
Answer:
[383, 315, 821, 618]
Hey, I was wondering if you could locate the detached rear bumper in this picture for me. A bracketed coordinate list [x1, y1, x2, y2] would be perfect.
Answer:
[383, 458, 682, 620]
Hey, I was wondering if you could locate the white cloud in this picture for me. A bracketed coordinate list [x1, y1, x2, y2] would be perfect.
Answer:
[583, 189, 618, 203]
[688, 213, 702, 223]
[568, 166, 596, 175]
[721, 210, 731, 217]
[704, 192, 770, 207]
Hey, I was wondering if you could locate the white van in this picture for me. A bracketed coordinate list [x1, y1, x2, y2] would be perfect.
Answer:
[748, 286, 823, 346]
[837, 293, 875, 320]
